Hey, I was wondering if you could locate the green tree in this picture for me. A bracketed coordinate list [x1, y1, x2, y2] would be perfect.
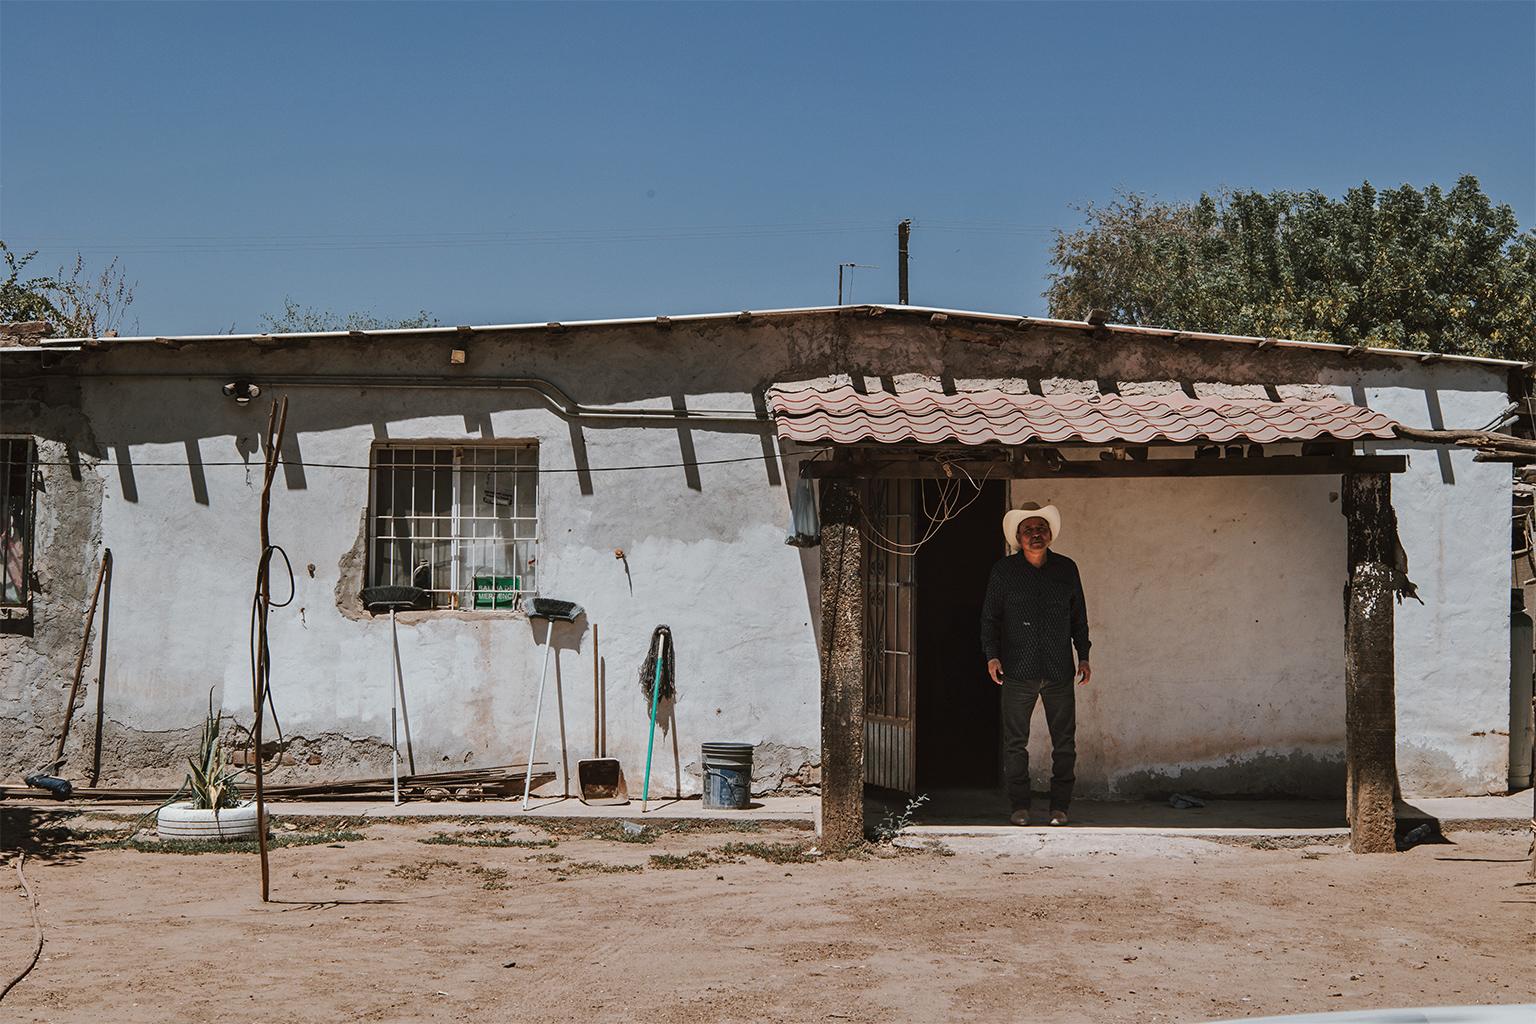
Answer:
[1046, 176, 1536, 361]
[0, 241, 136, 337]
[1, 243, 63, 326]
[259, 298, 439, 333]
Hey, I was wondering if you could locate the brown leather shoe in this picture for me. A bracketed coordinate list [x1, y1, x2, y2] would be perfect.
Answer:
[1049, 809, 1069, 826]
[1009, 808, 1031, 826]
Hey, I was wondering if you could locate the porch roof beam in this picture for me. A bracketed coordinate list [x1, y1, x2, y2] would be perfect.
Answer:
[800, 454, 1408, 480]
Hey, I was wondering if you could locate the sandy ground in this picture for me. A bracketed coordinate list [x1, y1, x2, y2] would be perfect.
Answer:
[1, 810, 1532, 1023]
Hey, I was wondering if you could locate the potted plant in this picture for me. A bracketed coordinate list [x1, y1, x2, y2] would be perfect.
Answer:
[157, 694, 263, 841]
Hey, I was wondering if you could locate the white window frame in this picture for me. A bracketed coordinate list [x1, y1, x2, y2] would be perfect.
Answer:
[367, 441, 540, 610]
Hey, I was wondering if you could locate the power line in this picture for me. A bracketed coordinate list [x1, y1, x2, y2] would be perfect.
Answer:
[11, 221, 896, 257]
[9, 218, 1065, 257]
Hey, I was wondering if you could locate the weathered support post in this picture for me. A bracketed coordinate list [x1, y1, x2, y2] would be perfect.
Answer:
[819, 479, 865, 851]
[1343, 472, 1400, 854]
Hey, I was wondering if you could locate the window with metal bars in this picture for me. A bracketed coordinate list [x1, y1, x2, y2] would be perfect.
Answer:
[368, 443, 539, 610]
[1, 438, 37, 607]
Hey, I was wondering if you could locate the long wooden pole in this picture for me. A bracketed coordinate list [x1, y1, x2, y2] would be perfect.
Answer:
[53, 550, 111, 768]
[88, 550, 113, 786]
[253, 397, 287, 902]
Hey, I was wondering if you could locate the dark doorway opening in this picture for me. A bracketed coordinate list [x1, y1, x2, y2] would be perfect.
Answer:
[915, 478, 1005, 789]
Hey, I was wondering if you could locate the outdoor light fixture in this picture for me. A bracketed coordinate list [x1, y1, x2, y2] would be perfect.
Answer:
[222, 381, 262, 405]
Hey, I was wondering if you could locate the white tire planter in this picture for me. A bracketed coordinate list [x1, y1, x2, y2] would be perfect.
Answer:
[157, 800, 264, 842]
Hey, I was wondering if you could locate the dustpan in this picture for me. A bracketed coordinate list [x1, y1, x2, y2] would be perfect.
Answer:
[577, 623, 630, 805]
[577, 757, 629, 805]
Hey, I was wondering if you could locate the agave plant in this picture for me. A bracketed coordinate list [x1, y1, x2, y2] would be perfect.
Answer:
[184, 691, 249, 810]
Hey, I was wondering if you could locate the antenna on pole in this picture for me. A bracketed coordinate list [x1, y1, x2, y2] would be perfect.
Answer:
[898, 219, 911, 305]
[837, 263, 878, 305]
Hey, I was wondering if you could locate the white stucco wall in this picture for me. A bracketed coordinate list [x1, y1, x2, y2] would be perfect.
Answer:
[1008, 371, 1513, 798]
[83, 378, 822, 797]
[1363, 379, 1513, 796]
[1009, 473, 1348, 798]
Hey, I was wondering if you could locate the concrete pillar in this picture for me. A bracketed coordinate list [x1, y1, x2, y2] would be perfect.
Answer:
[1343, 472, 1400, 854]
[818, 478, 865, 851]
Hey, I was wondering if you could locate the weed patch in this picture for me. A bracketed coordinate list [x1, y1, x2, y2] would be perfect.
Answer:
[388, 858, 459, 881]
[554, 861, 644, 878]
[571, 821, 656, 844]
[524, 817, 785, 842]
[718, 841, 817, 865]
[868, 793, 929, 844]
[421, 831, 557, 849]
[469, 865, 513, 890]
[113, 830, 366, 855]
[648, 851, 715, 870]
[269, 815, 373, 833]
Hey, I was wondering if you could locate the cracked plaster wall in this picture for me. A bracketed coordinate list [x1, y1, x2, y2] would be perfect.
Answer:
[0, 376, 111, 781]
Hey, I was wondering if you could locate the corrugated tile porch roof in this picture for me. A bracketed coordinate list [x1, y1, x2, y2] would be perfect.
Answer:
[768, 383, 1401, 446]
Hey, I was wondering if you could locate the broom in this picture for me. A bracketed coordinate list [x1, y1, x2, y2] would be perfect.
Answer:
[639, 625, 674, 812]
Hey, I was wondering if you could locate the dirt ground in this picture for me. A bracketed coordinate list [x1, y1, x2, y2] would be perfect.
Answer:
[1, 809, 1532, 1023]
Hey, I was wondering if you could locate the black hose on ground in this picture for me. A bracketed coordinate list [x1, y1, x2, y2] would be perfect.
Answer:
[21, 775, 71, 800]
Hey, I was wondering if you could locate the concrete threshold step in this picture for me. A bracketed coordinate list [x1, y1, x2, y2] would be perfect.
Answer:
[904, 823, 1350, 840]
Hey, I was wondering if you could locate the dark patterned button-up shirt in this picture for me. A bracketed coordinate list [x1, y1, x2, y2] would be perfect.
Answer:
[980, 551, 1091, 685]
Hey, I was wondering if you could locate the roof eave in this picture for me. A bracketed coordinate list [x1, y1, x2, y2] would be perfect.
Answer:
[30, 304, 1531, 371]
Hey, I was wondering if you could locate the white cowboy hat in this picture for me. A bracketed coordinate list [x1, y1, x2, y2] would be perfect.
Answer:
[1002, 503, 1062, 552]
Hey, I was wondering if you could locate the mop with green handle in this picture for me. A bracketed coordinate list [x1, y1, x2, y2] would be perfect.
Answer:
[639, 625, 673, 813]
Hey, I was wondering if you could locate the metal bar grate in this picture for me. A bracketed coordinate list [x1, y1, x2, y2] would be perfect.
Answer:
[368, 443, 539, 609]
[0, 438, 35, 607]
[862, 479, 916, 793]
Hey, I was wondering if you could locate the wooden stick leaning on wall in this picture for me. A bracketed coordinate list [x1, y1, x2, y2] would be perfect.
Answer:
[88, 550, 113, 786]
[252, 397, 288, 903]
[53, 549, 111, 770]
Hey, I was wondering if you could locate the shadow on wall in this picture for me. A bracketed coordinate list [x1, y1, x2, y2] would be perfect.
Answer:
[1107, 749, 1347, 800]
[100, 388, 786, 510]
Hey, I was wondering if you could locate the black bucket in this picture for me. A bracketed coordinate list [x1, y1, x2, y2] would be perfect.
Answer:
[701, 742, 754, 810]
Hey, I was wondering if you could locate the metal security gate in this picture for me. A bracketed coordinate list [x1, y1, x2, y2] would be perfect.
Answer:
[862, 480, 916, 794]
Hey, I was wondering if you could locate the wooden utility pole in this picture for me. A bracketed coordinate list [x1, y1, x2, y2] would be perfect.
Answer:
[898, 219, 911, 305]
[1343, 472, 1400, 854]
[818, 479, 865, 851]
[253, 397, 288, 901]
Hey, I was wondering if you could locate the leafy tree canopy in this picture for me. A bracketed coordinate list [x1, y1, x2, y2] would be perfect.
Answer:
[259, 298, 439, 333]
[1046, 175, 1536, 361]
[1, 241, 135, 337]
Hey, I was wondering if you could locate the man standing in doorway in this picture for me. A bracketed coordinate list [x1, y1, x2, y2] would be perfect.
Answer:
[980, 503, 1091, 826]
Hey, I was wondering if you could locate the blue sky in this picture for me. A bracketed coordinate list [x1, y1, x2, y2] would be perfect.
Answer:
[3, 1, 1532, 335]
